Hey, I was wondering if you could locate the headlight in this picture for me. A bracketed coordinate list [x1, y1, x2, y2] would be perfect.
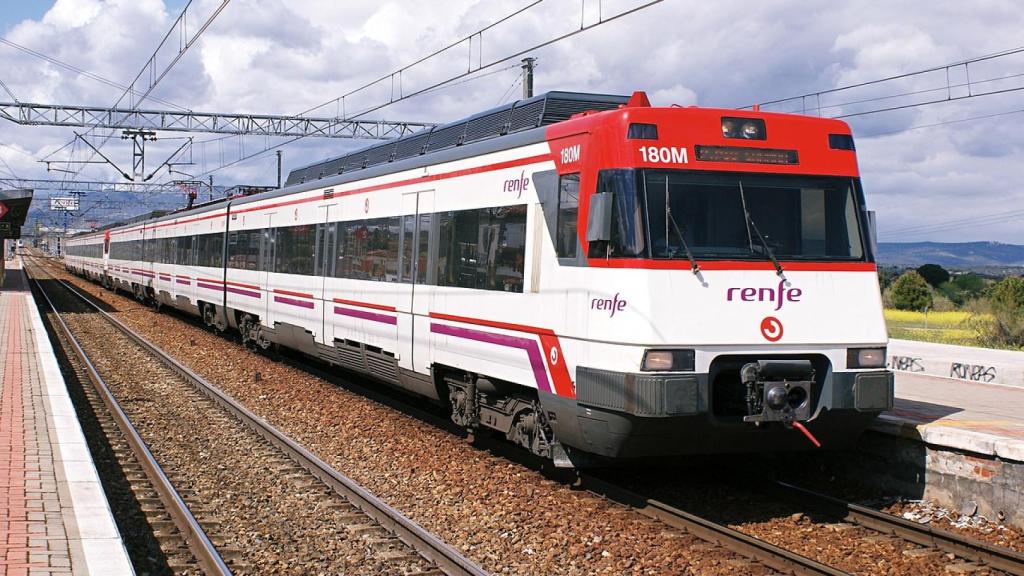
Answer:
[721, 116, 766, 140]
[848, 347, 886, 369]
[642, 349, 695, 371]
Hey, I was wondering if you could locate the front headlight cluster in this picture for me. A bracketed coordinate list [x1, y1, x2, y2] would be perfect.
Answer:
[847, 347, 886, 369]
[721, 116, 767, 140]
[641, 349, 695, 372]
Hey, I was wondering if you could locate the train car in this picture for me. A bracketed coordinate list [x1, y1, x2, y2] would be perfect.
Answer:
[64, 90, 892, 466]
[64, 232, 105, 282]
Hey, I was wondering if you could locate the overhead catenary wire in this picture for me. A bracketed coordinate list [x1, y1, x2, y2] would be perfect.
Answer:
[0, 76, 20, 104]
[864, 106, 1024, 138]
[294, 0, 545, 118]
[750, 44, 1024, 110]
[57, 0, 231, 181]
[182, 60, 527, 163]
[765, 70, 1024, 117]
[0, 37, 188, 111]
[190, 0, 663, 179]
[879, 208, 1024, 240]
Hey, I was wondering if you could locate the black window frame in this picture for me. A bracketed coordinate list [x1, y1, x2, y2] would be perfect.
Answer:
[556, 173, 580, 259]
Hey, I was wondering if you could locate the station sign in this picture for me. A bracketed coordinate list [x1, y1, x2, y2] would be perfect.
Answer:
[50, 197, 80, 211]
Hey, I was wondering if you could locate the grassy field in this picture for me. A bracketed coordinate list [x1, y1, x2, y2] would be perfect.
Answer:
[884, 309, 992, 347]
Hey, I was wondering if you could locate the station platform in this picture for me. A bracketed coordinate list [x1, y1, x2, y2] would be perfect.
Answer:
[872, 372, 1024, 463]
[1, 259, 132, 575]
[857, 370, 1024, 528]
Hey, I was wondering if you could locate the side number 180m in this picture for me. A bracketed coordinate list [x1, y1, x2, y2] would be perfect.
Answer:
[638, 145, 688, 164]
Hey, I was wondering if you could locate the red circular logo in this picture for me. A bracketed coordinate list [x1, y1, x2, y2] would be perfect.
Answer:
[760, 316, 783, 342]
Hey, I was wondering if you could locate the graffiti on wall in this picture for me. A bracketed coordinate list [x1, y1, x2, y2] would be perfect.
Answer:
[950, 362, 997, 383]
[889, 355, 925, 372]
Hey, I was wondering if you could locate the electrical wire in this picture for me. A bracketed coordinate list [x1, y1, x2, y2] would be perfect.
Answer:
[0, 37, 187, 110]
[881, 208, 1024, 236]
[864, 107, 1024, 138]
[751, 44, 1024, 108]
[57, 0, 231, 181]
[766, 70, 1024, 116]
[183, 60, 527, 158]
[0, 76, 20, 103]
[295, 0, 545, 118]
[836, 83, 1024, 119]
[497, 70, 525, 105]
[0, 152, 20, 179]
[190, 0, 663, 178]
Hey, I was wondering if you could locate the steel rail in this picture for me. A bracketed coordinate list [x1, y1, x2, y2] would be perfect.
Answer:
[775, 481, 1024, 576]
[32, 261, 488, 576]
[26, 260, 232, 576]
[581, 475, 851, 576]
[31, 255, 846, 576]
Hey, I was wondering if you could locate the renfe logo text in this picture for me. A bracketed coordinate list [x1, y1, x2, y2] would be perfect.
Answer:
[591, 293, 627, 317]
[727, 280, 802, 311]
[503, 171, 530, 198]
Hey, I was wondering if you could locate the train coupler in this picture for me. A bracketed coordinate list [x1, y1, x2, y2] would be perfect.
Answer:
[741, 360, 814, 425]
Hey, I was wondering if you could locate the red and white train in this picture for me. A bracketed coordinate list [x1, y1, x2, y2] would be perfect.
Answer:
[65, 90, 893, 465]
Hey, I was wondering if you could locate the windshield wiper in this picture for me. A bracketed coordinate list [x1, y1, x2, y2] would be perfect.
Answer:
[738, 181, 787, 282]
[665, 202, 701, 274]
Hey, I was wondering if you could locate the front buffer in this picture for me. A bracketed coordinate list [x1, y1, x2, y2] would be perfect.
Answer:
[542, 358, 893, 462]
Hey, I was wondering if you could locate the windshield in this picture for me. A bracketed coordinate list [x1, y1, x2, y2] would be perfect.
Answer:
[599, 169, 866, 261]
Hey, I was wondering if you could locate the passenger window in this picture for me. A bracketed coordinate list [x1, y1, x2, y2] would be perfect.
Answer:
[556, 174, 580, 258]
[416, 213, 432, 284]
[335, 218, 400, 281]
[274, 225, 316, 275]
[435, 205, 527, 292]
[400, 215, 416, 282]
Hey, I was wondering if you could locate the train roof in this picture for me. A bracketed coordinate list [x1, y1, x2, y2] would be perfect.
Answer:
[284, 91, 630, 187]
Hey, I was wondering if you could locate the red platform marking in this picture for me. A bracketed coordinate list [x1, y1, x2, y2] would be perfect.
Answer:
[0, 298, 49, 571]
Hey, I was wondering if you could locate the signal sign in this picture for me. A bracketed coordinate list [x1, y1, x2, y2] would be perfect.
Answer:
[0, 201, 7, 219]
[50, 197, 80, 211]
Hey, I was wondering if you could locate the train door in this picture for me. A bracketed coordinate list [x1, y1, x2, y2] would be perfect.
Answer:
[397, 190, 434, 374]
[312, 204, 335, 345]
[259, 213, 276, 324]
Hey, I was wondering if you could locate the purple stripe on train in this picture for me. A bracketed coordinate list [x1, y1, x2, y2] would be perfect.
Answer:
[429, 322, 551, 394]
[333, 306, 397, 325]
[275, 295, 314, 309]
[176, 279, 190, 285]
[226, 286, 261, 298]
[197, 282, 221, 291]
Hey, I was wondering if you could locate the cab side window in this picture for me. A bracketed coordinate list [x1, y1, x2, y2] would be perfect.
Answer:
[556, 173, 579, 258]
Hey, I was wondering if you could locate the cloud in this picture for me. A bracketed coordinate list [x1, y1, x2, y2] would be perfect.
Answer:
[1, 0, 1023, 242]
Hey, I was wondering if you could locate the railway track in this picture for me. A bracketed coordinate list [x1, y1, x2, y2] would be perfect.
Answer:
[584, 473, 1024, 576]
[772, 482, 1024, 576]
[29, 261, 231, 575]
[25, 257, 487, 576]
[30, 254, 1024, 575]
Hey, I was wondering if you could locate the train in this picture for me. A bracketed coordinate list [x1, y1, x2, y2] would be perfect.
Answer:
[64, 90, 893, 466]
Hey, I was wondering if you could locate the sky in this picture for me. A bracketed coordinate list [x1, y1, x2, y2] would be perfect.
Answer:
[0, 0, 1022, 243]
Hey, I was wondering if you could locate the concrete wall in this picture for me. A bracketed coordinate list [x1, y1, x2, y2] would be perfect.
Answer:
[888, 338, 1024, 388]
[847, 431, 1024, 529]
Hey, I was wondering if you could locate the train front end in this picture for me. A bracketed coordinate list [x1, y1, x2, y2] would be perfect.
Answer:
[542, 93, 892, 461]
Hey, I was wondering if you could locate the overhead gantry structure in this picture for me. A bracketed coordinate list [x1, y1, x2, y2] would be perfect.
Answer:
[0, 101, 437, 139]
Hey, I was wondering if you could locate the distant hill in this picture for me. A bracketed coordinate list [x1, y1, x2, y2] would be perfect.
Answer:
[878, 242, 1024, 270]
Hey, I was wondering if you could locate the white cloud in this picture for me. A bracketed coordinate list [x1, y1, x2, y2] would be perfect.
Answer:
[1, 0, 1023, 242]
[41, 0, 103, 29]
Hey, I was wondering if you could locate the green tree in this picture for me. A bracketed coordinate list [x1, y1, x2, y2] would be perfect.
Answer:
[890, 271, 934, 311]
[952, 273, 986, 297]
[986, 276, 1024, 347]
[877, 267, 901, 290]
[916, 263, 950, 288]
